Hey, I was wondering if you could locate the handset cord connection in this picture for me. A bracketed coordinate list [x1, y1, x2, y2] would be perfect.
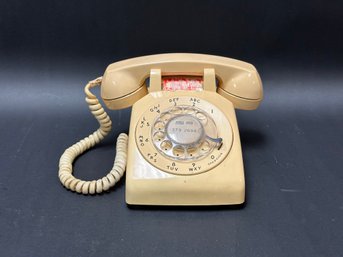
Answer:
[58, 77, 129, 194]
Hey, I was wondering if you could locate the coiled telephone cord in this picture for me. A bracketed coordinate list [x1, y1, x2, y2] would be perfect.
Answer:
[58, 77, 128, 194]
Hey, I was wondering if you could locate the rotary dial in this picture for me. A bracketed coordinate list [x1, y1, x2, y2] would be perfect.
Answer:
[135, 96, 233, 175]
[151, 106, 221, 161]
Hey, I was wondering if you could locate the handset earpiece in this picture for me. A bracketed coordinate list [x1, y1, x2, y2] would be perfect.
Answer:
[216, 65, 263, 110]
[101, 67, 148, 110]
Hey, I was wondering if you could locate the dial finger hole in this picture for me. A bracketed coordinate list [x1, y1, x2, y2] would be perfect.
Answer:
[160, 140, 172, 151]
[153, 131, 165, 142]
[154, 121, 165, 131]
[183, 107, 196, 115]
[160, 113, 172, 122]
[172, 145, 185, 157]
[200, 141, 210, 152]
[170, 107, 182, 115]
[196, 112, 208, 125]
[186, 146, 198, 157]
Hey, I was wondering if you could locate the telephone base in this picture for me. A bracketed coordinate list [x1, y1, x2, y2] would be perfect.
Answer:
[125, 178, 245, 206]
[125, 91, 245, 206]
[125, 146, 245, 206]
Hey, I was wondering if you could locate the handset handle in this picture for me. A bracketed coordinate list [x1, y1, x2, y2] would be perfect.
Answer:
[101, 53, 263, 110]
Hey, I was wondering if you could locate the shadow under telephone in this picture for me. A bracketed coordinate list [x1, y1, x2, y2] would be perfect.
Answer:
[58, 53, 263, 206]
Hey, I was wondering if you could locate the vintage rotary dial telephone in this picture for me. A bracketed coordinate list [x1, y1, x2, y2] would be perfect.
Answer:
[58, 53, 263, 205]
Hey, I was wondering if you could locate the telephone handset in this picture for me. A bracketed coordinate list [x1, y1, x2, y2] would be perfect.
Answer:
[59, 53, 263, 205]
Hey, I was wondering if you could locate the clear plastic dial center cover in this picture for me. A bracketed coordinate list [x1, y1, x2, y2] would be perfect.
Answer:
[152, 105, 219, 161]
[166, 115, 204, 145]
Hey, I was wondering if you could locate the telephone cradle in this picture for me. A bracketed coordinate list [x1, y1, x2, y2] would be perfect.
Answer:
[58, 53, 263, 206]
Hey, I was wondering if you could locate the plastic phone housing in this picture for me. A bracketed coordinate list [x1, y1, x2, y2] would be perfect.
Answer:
[100, 53, 263, 205]
[126, 91, 244, 205]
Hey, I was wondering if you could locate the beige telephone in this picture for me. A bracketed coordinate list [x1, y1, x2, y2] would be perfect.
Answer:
[59, 53, 263, 206]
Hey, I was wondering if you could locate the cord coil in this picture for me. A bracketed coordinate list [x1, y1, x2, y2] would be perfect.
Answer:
[58, 77, 128, 194]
